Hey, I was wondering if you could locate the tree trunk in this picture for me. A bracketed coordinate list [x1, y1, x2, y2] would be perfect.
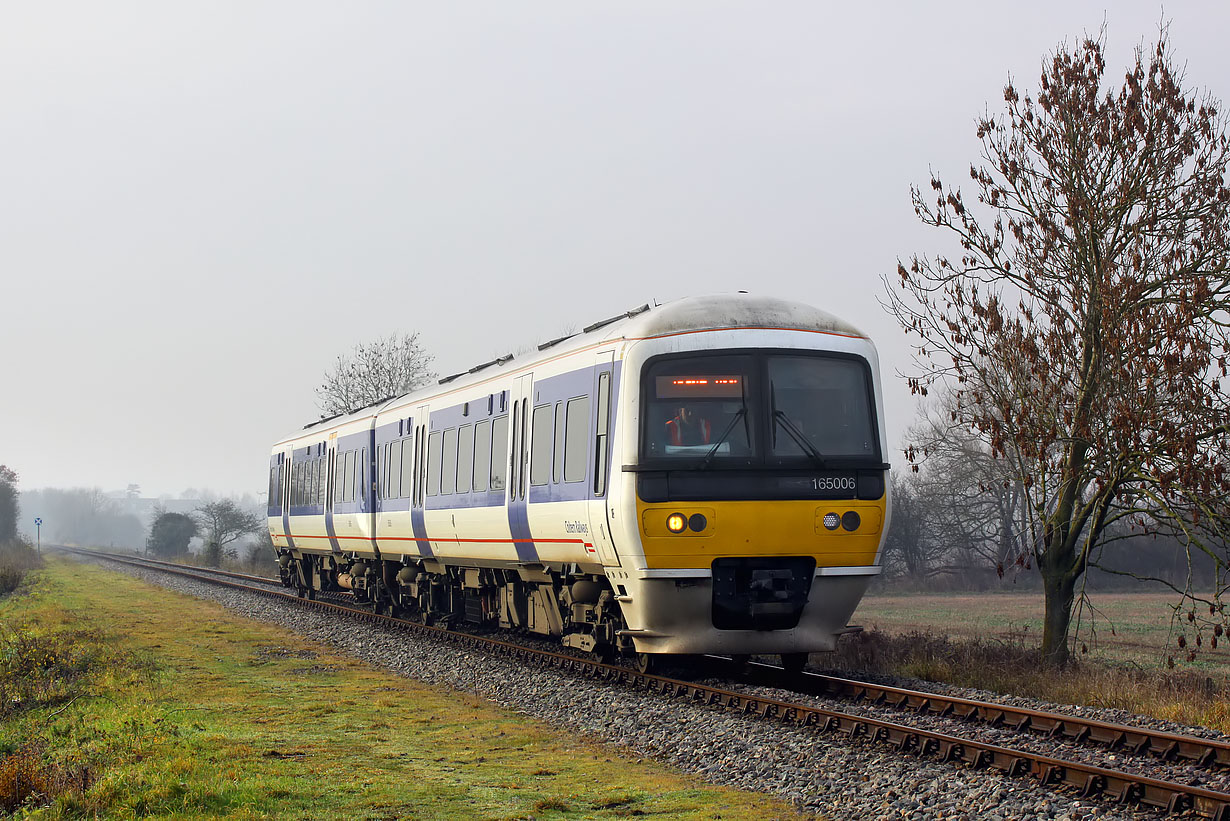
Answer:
[1041, 566, 1077, 666]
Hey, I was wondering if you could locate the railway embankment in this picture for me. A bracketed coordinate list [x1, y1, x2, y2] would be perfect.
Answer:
[0, 559, 806, 819]
[65, 552, 1187, 820]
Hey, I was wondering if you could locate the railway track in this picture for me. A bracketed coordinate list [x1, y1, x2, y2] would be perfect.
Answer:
[55, 546, 1230, 819]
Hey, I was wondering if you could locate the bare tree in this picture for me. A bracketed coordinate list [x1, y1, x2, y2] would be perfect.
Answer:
[316, 332, 437, 416]
[883, 29, 1230, 664]
[193, 500, 262, 565]
[908, 394, 1031, 580]
[879, 472, 945, 580]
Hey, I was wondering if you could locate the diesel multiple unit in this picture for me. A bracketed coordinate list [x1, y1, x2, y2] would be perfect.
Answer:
[267, 294, 890, 671]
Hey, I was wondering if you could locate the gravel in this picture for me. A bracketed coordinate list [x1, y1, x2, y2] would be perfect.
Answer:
[76, 555, 1180, 821]
[689, 671, 1230, 795]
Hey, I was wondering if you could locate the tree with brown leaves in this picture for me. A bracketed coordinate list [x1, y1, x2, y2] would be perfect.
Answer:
[883, 30, 1230, 665]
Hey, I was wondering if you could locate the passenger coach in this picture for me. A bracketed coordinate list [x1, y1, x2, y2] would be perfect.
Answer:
[268, 293, 890, 672]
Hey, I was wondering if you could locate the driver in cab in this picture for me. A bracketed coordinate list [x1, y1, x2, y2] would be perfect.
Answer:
[666, 406, 712, 446]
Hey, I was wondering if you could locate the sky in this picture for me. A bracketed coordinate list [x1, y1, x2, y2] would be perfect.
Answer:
[2, 1, 1228, 501]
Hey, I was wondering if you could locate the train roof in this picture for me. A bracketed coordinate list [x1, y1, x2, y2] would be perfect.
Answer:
[274, 292, 866, 446]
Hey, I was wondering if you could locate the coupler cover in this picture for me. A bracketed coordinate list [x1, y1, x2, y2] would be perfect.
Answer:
[711, 556, 817, 631]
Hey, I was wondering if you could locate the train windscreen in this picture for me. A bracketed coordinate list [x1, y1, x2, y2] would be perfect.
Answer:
[640, 352, 877, 466]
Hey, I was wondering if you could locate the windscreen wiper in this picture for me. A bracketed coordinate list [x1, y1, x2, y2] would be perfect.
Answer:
[771, 382, 827, 468]
[695, 378, 750, 470]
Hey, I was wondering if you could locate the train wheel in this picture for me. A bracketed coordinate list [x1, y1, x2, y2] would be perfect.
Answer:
[729, 654, 751, 673]
[635, 653, 659, 675]
[590, 646, 615, 665]
[781, 652, 808, 674]
[296, 588, 306, 599]
[306, 589, 316, 601]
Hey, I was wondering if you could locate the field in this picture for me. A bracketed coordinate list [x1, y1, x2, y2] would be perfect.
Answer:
[836, 590, 1230, 734]
[1, 559, 808, 819]
[856, 590, 1230, 673]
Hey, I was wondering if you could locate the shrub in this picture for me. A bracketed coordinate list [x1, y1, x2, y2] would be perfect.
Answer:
[0, 539, 42, 596]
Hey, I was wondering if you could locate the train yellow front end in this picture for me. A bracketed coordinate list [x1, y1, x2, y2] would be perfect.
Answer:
[608, 304, 890, 659]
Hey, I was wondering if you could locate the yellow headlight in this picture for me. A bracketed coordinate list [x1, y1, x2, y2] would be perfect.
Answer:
[666, 513, 687, 533]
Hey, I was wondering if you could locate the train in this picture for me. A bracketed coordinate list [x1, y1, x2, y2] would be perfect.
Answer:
[267, 293, 891, 672]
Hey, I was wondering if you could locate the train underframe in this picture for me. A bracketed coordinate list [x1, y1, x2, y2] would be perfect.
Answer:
[278, 550, 631, 664]
[277, 549, 819, 673]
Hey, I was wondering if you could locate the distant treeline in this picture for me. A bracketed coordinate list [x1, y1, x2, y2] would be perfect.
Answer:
[880, 468, 1224, 593]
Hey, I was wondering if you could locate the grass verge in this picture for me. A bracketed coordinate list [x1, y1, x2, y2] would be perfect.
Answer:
[2, 559, 809, 820]
[828, 627, 1230, 734]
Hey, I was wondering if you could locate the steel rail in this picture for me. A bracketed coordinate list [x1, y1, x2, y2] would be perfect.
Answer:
[55, 546, 1230, 820]
[727, 661, 1230, 771]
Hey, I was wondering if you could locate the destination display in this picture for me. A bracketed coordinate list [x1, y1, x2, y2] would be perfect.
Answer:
[654, 375, 744, 399]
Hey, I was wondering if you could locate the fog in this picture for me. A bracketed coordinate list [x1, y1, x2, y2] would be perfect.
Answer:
[3, 1, 1228, 507]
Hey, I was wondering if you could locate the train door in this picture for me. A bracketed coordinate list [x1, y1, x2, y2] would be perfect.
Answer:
[508, 373, 536, 562]
[411, 404, 433, 557]
[325, 434, 341, 555]
[364, 427, 380, 559]
[587, 353, 619, 566]
[280, 450, 295, 549]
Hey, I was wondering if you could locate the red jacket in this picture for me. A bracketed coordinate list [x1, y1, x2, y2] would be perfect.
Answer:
[666, 414, 711, 446]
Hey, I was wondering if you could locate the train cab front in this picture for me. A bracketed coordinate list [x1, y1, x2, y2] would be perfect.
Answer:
[621, 347, 889, 663]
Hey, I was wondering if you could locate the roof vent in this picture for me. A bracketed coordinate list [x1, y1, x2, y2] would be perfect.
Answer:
[469, 354, 514, 373]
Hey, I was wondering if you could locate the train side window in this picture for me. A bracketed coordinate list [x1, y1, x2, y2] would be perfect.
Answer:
[331, 453, 339, 505]
[316, 458, 325, 506]
[399, 437, 411, 499]
[490, 415, 508, 491]
[594, 372, 611, 495]
[349, 451, 358, 503]
[329, 455, 336, 505]
[530, 405, 553, 486]
[383, 443, 392, 499]
[360, 448, 368, 503]
[426, 432, 442, 497]
[473, 420, 491, 492]
[564, 396, 590, 482]
[457, 424, 473, 494]
[326, 451, 334, 509]
[412, 429, 421, 504]
[389, 440, 403, 500]
[375, 446, 384, 500]
[419, 426, 428, 503]
[383, 444, 392, 499]
[441, 428, 458, 495]
[401, 433, 414, 499]
[519, 399, 529, 499]
[341, 452, 352, 503]
[552, 401, 565, 483]
[381, 442, 390, 499]
[509, 402, 521, 494]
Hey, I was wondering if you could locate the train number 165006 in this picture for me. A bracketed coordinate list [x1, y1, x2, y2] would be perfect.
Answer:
[812, 476, 856, 492]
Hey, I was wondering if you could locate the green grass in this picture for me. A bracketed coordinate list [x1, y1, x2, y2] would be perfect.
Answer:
[2, 559, 811, 819]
